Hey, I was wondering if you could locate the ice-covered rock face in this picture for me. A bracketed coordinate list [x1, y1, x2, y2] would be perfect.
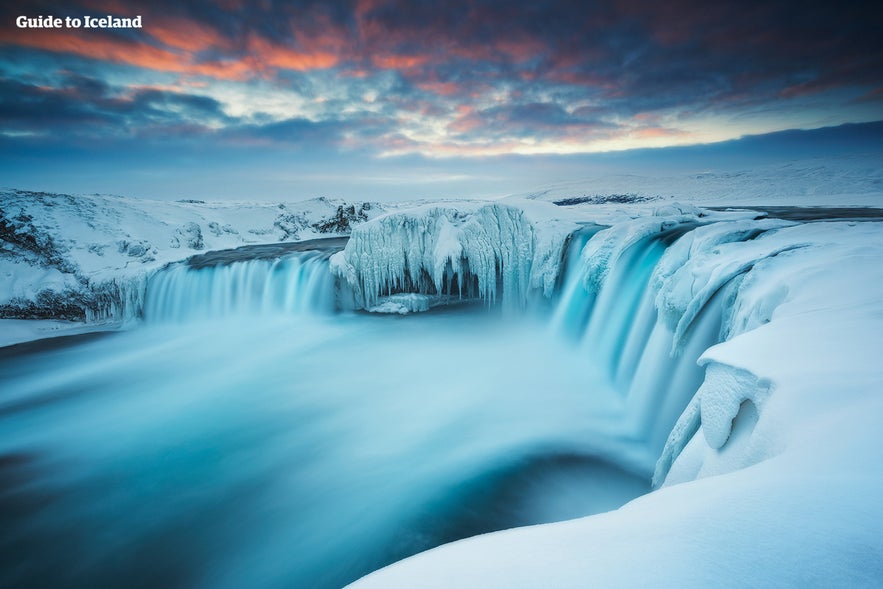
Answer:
[652, 220, 883, 487]
[331, 203, 565, 311]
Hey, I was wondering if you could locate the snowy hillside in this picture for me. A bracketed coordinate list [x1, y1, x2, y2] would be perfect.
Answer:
[0, 190, 382, 325]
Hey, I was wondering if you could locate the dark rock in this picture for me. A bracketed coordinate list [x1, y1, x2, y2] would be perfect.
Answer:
[0, 207, 77, 273]
[170, 222, 204, 250]
[274, 212, 309, 241]
[552, 194, 660, 206]
[313, 203, 371, 234]
[207, 222, 239, 237]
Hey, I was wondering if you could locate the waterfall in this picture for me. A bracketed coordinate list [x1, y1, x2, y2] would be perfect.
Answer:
[116, 214, 799, 476]
[142, 251, 336, 323]
[551, 216, 796, 471]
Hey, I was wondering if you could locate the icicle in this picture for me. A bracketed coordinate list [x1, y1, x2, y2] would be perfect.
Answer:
[330, 203, 569, 311]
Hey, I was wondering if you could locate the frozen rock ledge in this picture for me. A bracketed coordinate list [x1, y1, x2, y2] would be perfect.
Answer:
[330, 202, 575, 311]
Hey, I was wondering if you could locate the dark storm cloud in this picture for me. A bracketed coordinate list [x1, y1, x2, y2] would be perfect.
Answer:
[222, 113, 395, 148]
[0, 66, 395, 150]
[0, 72, 231, 138]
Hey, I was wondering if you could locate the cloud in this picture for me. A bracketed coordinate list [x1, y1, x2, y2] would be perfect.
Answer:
[0, 73, 232, 140]
[1, 0, 881, 156]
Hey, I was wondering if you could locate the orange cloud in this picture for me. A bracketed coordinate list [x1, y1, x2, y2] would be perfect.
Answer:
[340, 68, 371, 78]
[246, 36, 339, 72]
[415, 80, 462, 96]
[371, 54, 429, 70]
[0, 28, 218, 76]
[149, 18, 234, 53]
[0, 23, 342, 83]
[448, 116, 483, 134]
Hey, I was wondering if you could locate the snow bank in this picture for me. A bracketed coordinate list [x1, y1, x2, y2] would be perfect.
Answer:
[651, 217, 798, 348]
[0, 318, 120, 348]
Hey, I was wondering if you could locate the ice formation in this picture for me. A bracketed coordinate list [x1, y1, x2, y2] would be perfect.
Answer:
[367, 293, 434, 314]
[330, 203, 575, 311]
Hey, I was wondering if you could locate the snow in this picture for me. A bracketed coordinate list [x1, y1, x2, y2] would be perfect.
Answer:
[366, 293, 433, 314]
[0, 257, 80, 300]
[650, 217, 799, 348]
[510, 153, 883, 208]
[0, 318, 120, 348]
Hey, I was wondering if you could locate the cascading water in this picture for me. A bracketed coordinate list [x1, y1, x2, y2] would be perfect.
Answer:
[143, 251, 336, 322]
[548, 215, 796, 471]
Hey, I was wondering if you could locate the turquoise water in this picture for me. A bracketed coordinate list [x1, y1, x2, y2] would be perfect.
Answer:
[0, 310, 646, 588]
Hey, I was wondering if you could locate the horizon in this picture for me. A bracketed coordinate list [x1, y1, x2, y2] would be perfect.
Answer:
[3, 121, 882, 202]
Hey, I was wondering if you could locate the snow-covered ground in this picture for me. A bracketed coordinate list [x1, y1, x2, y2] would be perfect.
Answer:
[0, 318, 123, 347]
[509, 153, 883, 208]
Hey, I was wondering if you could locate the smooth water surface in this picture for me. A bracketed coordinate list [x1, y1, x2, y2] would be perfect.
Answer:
[0, 310, 646, 588]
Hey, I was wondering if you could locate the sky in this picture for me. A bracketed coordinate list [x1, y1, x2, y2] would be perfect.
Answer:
[1, 0, 881, 200]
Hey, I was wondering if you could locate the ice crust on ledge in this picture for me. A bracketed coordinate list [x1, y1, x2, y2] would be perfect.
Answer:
[331, 201, 577, 310]
[652, 362, 773, 487]
[650, 217, 799, 348]
[366, 293, 433, 314]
